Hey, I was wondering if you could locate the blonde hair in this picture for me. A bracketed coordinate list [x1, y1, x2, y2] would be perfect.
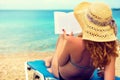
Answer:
[84, 40, 118, 69]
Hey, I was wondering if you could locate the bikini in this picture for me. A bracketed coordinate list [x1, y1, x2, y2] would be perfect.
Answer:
[70, 60, 93, 69]
[59, 59, 94, 80]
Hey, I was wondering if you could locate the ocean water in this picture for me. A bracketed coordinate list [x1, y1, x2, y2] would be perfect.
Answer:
[0, 9, 120, 53]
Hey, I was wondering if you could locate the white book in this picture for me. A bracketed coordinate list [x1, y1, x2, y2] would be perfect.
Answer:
[54, 12, 82, 34]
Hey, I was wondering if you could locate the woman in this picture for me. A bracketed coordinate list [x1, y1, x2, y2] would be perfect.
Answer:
[44, 2, 118, 80]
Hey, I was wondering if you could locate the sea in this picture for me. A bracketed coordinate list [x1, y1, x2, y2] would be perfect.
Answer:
[0, 9, 120, 53]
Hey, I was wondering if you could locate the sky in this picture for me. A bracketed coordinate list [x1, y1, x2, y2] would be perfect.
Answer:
[0, 0, 120, 10]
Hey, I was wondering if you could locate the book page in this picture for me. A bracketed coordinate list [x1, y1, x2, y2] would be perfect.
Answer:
[54, 11, 82, 34]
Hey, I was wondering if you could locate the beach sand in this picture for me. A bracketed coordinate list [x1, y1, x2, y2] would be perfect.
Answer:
[0, 51, 120, 80]
[0, 52, 54, 80]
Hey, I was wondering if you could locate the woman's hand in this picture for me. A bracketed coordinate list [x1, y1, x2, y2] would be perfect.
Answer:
[62, 29, 73, 40]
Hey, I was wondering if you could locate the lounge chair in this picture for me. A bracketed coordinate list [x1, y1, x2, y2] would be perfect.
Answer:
[25, 60, 120, 80]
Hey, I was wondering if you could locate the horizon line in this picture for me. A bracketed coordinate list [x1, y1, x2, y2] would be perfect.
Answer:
[0, 8, 120, 11]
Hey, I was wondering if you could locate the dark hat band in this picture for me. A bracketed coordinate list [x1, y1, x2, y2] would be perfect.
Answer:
[87, 14, 112, 26]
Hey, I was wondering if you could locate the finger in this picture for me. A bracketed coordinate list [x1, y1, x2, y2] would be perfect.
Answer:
[70, 32, 74, 36]
[47, 68, 52, 73]
[62, 29, 66, 34]
[66, 34, 69, 36]
[62, 29, 66, 36]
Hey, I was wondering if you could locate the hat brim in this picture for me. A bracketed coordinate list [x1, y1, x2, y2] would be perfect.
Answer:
[74, 2, 117, 42]
[83, 13, 117, 42]
[74, 2, 91, 30]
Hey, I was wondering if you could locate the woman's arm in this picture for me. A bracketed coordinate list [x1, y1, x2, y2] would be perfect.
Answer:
[58, 29, 73, 66]
[104, 56, 116, 80]
[58, 38, 71, 66]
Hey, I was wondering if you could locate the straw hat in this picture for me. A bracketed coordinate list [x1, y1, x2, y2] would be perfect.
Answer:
[74, 2, 117, 42]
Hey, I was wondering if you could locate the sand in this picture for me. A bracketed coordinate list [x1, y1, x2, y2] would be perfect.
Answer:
[0, 52, 53, 80]
[0, 51, 120, 80]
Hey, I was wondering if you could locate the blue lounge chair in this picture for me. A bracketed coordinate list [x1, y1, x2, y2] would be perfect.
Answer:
[25, 60, 120, 80]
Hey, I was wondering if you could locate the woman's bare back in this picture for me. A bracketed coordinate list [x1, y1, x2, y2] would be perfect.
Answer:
[58, 37, 95, 80]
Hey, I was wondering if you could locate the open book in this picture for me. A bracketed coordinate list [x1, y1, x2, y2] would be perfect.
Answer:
[54, 12, 82, 34]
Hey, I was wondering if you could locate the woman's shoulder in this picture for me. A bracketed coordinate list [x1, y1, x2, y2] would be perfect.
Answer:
[66, 36, 85, 48]
[67, 36, 83, 43]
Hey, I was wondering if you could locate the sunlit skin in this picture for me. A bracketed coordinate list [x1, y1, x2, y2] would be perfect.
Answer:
[44, 29, 116, 80]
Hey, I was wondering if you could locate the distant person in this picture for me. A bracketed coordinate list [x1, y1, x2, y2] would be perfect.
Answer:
[44, 2, 118, 80]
